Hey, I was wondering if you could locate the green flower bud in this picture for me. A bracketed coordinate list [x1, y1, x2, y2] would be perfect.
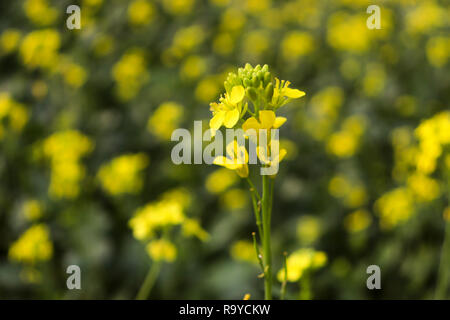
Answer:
[243, 78, 252, 87]
[265, 82, 274, 101]
[263, 72, 271, 86]
[261, 64, 269, 73]
[247, 87, 258, 101]
[252, 74, 260, 88]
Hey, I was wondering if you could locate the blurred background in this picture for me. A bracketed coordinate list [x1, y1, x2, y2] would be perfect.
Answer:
[0, 0, 449, 299]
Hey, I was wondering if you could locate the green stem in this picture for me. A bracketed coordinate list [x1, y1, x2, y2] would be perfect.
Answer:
[136, 262, 161, 300]
[262, 174, 273, 300]
[435, 220, 450, 299]
[247, 178, 263, 240]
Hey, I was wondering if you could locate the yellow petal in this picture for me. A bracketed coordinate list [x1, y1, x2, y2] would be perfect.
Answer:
[236, 164, 249, 178]
[273, 117, 287, 128]
[259, 110, 276, 129]
[278, 148, 287, 163]
[230, 85, 245, 104]
[224, 108, 240, 128]
[242, 117, 261, 132]
[210, 111, 225, 130]
[284, 88, 305, 99]
[213, 156, 240, 170]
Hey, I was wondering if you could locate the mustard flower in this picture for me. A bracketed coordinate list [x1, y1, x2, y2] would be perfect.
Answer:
[209, 85, 246, 130]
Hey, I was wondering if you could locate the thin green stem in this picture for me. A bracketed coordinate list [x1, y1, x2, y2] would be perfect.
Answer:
[252, 232, 265, 274]
[136, 261, 161, 300]
[247, 178, 263, 239]
[262, 174, 273, 300]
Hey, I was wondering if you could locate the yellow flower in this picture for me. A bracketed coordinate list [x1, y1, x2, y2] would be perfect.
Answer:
[344, 209, 372, 233]
[209, 85, 246, 130]
[242, 110, 286, 132]
[375, 187, 414, 229]
[41, 130, 94, 199]
[129, 200, 184, 240]
[221, 188, 248, 210]
[9, 224, 53, 264]
[128, 0, 155, 26]
[20, 29, 60, 70]
[272, 78, 305, 108]
[146, 239, 177, 262]
[205, 168, 238, 194]
[112, 49, 149, 101]
[182, 218, 210, 241]
[147, 102, 184, 141]
[230, 240, 258, 264]
[1, 29, 21, 53]
[213, 140, 249, 178]
[23, 200, 44, 221]
[23, 0, 58, 26]
[97, 153, 149, 195]
[277, 248, 327, 282]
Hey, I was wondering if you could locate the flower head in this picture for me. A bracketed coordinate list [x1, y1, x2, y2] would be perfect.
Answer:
[209, 85, 246, 130]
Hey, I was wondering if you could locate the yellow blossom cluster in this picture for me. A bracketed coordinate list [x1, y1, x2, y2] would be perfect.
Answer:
[129, 188, 208, 262]
[112, 48, 149, 101]
[147, 102, 184, 141]
[277, 248, 327, 282]
[41, 130, 94, 199]
[0, 93, 28, 140]
[376, 111, 450, 229]
[9, 224, 53, 265]
[97, 153, 149, 196]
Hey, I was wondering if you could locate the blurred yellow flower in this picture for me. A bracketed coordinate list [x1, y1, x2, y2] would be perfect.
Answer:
[180, 55, 207, 80]
[375, 187, 414, 229]
[97, 153, 149, 195]
[147, 239, 177, 262]
[0, 29, 21, 54]
[363, 64, 386, 97]
[147, 102, 184, 140]
[23, 200, 44, 221]
[182, 218, 210, 241]
[42, 130, 94, 199]
[23, 0, 58, 26]
[129, 199, 185, 240]
[327, 12, 370, 53]
[205, 168, 238, 194]
[9, 224, 53, 264]
[221, 188, 248, 210]
[281, 31, 315, 61]
[344, 209, 372, 233]
[0, 93, 28, 139]
[426, 36, 450, 68]
[58, 58, 88, 88]
[128, 0, 156, 26]
[327, 115, 366, 158]
[297, 216, 322, 245]
[162, 0, 195, 15]
[277, 248, 327, 282]
[230, 240, 257, 264]
[20, 29, 60, 70]
[112, 49, 149, 101]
